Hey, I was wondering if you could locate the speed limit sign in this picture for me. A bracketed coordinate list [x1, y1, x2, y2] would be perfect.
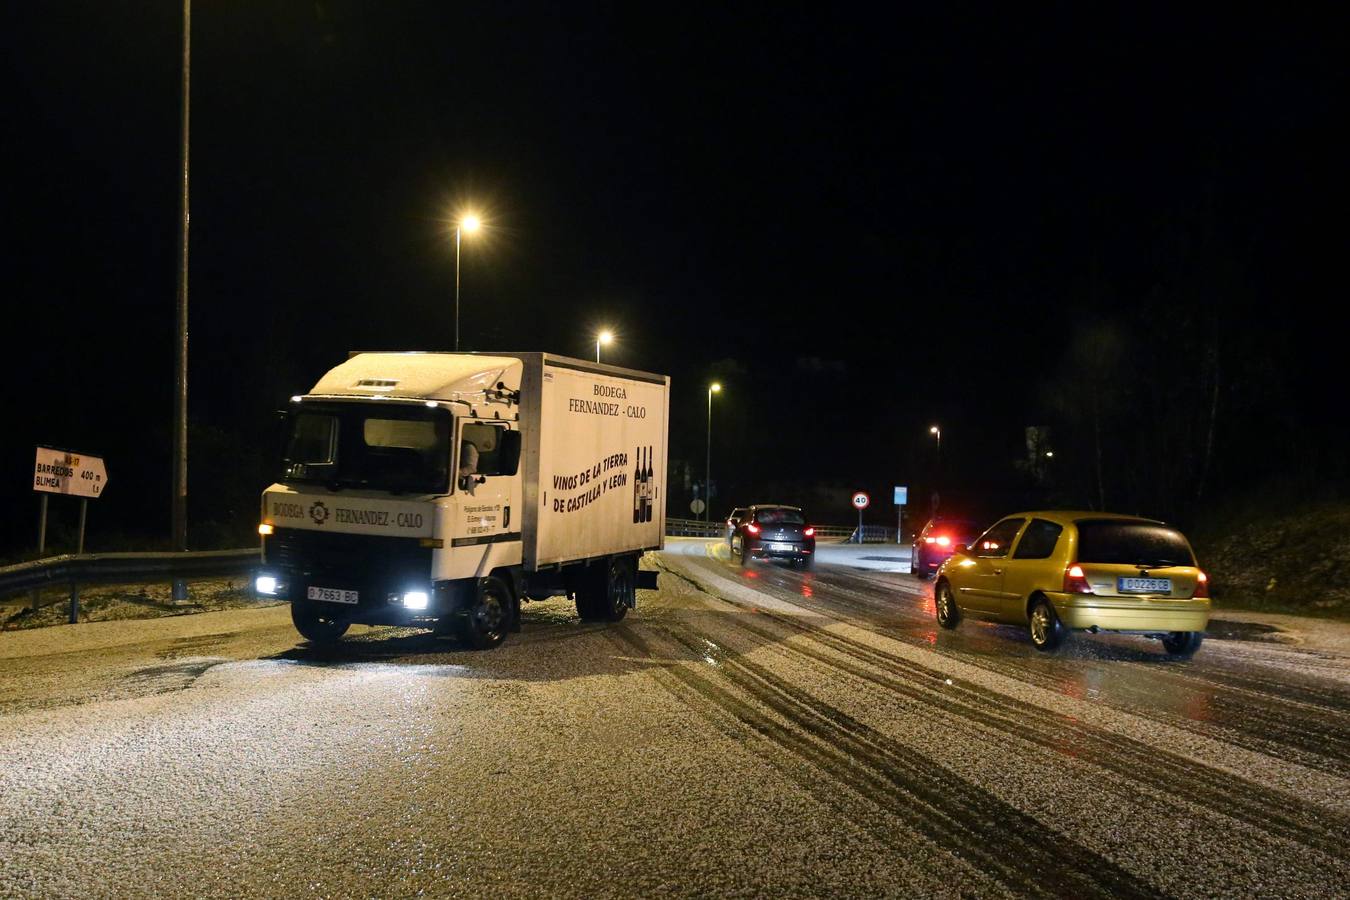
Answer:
[852, 491, 870, 510]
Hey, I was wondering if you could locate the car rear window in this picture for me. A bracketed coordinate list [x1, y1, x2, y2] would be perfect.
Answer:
[1075, 520, 1195, 567]
[756, 508, 805, 526]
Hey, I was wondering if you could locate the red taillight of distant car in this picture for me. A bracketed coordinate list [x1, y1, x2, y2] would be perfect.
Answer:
[804, 527, 815, 537]
[935, 535, 951, 546]
[1063, 564, 1093, 594]
[745, 523, 761, 535]
[1193, 570, 1209, 598]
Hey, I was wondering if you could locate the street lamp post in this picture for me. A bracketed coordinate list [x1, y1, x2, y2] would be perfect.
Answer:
[170, 0, 191, 600]
[454, 213, 481, 352]
[705, 383, 721, 522]
[929, 424, 942, 516]
[596, 330, 613, 363]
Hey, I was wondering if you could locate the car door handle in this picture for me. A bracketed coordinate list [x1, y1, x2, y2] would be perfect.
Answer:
[993, 568, 1003, 575]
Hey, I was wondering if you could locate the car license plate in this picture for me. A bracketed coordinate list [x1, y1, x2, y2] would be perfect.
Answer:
[770, 542, 794, 552]
[307, 586, 359, 604]
[1118, 577, 1171, 594]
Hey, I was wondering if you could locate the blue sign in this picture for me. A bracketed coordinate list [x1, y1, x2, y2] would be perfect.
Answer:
[893, 486, 908, 505]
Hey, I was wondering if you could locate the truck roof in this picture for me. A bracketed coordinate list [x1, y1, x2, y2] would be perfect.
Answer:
[308, 351, 668, 402]
[309, 352, 522, 401]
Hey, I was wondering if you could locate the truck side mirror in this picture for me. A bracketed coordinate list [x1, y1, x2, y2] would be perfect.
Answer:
[499, 430, 522, 476]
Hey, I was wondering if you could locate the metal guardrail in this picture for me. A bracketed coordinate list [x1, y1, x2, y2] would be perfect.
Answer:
[1, 520, 903, 627]
[665, 518, 724, 537]
[664, 518, 898, 543]
[0, 548, 260, 624]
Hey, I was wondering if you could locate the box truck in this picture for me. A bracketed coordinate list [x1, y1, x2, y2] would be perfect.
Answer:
[255, 352, 668, 648]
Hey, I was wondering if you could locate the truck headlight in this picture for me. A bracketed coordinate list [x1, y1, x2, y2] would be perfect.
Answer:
[256, 575, 279, 595]
[402, 591, 429, 611]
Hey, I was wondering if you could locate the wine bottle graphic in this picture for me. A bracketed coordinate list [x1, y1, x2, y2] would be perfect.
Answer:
[643, 445, 654, 522]
[632, 446, 643, 524]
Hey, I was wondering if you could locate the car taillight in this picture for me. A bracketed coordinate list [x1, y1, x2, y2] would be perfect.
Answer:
[1063, 564, 1093, 594]
[745, 523, 761, 535]
[803, 527, 815, 537]
[924, 537, 936, 544]
[1193, 570, 1209, 598]
[935, 535, 951, 547]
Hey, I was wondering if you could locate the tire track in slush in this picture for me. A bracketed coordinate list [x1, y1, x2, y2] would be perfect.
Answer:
[739, 560, 1350, 772]
[816, 567, 1350, 769]
[607, 625, 1164, 899]
[831, 566, 1350, 712]
[661, 558, 1350, 864]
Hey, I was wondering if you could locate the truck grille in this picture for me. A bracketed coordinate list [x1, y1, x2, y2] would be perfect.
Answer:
[264, 527, 432, 585]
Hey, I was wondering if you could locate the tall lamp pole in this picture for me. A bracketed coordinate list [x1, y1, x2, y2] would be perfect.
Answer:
[454, 213, 481, 351]
[929, 424, 942, 516]
[171, 0, 191, 557]
[705, 383, 721, 522]
[596, 330, 613, 363]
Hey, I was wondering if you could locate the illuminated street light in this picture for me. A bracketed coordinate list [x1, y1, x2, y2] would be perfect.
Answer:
[930, 424, 942, 459]
[596, 330, 613, 363]
[705, 383, 722, 522]
[453, 211, 483, 351]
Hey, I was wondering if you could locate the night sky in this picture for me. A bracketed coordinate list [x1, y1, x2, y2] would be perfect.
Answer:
[3, 4, 1343, 554]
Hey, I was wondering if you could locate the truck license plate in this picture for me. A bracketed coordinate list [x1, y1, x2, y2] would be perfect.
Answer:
[307, 586, 359, 604]
[1118, 577, 1170, 594]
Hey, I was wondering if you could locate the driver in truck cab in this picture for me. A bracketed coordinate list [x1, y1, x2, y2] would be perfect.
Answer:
[458, 439, 480, 494]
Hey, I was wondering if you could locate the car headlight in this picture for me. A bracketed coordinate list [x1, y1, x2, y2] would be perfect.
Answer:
[402, 591, 429, 611]
[255, 575, 279, 595]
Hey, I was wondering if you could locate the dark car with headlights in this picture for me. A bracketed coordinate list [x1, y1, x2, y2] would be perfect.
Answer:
[730, 505, 816, 567]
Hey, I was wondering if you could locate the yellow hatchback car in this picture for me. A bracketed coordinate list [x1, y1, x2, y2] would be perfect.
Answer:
[934, 511, 1210, 656]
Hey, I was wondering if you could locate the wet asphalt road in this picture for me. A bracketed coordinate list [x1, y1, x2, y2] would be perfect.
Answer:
[1, 541, 1348, 898]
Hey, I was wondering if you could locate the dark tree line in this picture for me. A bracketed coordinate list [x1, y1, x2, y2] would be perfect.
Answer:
[1033, 219, 1289, 525]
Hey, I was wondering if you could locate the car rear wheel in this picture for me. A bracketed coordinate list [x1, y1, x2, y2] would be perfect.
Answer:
[935, 581, 960, 629]
[1028, 597, 1065, 652]
[1161, 631, 1203, 658]
[739, 539, 752, 566]
[291, 601, 350, 644]
[912, 548, 927, 578]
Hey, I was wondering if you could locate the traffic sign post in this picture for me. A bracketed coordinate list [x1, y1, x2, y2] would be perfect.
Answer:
[32, 445, 109, 561]
[851, 491, 870, 544]
[894, 485, 908, 545]
[32, 446, 110, 618]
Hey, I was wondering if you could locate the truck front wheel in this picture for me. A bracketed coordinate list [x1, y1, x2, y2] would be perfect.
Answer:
[291, 601, 350, 644]
[459, 576, 511, 650]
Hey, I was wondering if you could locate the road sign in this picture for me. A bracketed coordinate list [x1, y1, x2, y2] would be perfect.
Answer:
[34, 447, 108, 499]
[852, 491, 870, 510]
[893, 486, 908, 505]
[690, 498, 706, 515]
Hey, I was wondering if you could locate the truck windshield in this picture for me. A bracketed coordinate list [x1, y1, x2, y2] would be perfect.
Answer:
[280, 403, 452, 493]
